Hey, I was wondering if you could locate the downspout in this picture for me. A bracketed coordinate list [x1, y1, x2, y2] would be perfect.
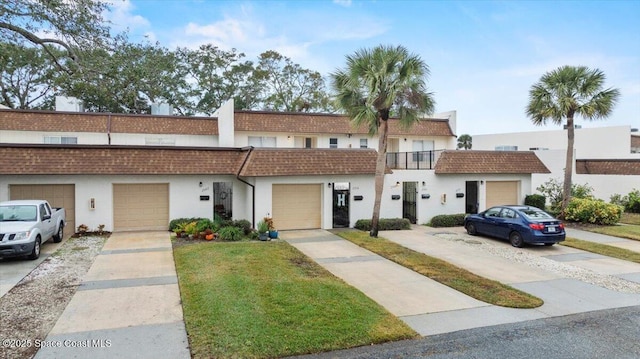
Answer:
[236, 146, 255, 228]
[107, 113, 112, 145]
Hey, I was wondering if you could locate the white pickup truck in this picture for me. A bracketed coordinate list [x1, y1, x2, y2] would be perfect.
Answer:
[0, 200, 66, 260]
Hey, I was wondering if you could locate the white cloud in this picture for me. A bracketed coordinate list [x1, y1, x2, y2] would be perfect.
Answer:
[333, 0, 352, 7]
[106, 0, 150, 32]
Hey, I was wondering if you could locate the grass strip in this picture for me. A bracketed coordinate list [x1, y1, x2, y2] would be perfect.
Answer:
[621, 213, 640, 225]
[335, 230, 543, 309]
[561, 237, 640, 263]
[174, 241, 417, 359]
[581, 224, 640, 242]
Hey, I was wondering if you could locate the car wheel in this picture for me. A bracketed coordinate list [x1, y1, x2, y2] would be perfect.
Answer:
[27, 237, 41, 260]
[466, 222, 477, 235]
[53, 224, 64, 243]
[544, 243, 555, 246]
[509, 232, 524, 248]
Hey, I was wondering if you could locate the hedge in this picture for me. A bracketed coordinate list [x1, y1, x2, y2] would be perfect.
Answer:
[354, 218, 411, 231]
[565, 198, 622, 225]
[429, 213, 466, 227]
[524, 194, 546, 210]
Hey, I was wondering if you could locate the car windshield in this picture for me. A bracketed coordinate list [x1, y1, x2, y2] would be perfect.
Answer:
[519, 208, 553, 220]
[0, 205, 37, 222]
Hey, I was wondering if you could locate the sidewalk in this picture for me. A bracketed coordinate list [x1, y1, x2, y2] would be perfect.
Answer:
[283, 227, 640, 336]
[34, 232, 190, 359]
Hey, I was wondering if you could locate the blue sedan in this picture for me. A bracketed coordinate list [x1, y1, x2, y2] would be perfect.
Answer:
[464, 205, 565, 247]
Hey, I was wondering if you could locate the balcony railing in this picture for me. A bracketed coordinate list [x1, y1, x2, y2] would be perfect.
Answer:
[386, 150, 443, 170]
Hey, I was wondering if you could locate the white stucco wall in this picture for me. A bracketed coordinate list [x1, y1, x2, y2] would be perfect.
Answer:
[0, 130, 108, 144]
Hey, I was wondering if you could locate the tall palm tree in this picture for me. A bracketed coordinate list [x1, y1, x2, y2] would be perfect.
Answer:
[331, 45, 435, 237]
[457, 134, 472, 150]
[526, 65, 620, 215]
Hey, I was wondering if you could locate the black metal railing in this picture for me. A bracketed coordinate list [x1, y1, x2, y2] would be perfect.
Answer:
[386, 150, 443, 170]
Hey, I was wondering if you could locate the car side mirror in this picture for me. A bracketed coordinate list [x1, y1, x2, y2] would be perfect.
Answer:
[43, 214, 51, 220]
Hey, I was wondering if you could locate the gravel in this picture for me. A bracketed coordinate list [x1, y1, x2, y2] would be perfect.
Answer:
[0, 235, 107, 359]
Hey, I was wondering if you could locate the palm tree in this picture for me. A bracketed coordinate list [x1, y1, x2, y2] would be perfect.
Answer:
[526, 65, 620, 215]
[457, 134, 472, 150]
[331, 45, 435, 237]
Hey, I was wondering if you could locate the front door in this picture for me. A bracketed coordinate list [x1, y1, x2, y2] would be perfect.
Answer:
[332, 182, 350, 228]
[465, 181, 479, 214]
[403, 182, 418, 224]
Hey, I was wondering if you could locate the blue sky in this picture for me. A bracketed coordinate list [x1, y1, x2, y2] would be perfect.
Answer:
[108, 0, 639, 136]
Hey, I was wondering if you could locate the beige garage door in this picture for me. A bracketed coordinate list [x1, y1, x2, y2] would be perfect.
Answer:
[113, 183, 169, 231]
[10, 184, 75, 234]
[272, 184, 322, 230]
[486, 181, 519, 208]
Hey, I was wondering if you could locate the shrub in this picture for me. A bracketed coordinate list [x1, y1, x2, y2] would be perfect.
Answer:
[524, 194, 546, 210]
[232, 219, 253, 235]
[169, 217, 208, 231]
[610, 189, 640, 213]
[565, 198, 622, 225]
[536, 178, 594, 211]
[196, 218, 215, 233]
[429, 214, 466, 227]
[218, 226, 243, 241]
[354, 218, 411, 231]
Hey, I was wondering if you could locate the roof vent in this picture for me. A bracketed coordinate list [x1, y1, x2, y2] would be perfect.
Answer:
[632, 128, 638, 133]
[55, 96, 84, 112]
[151, 102, 173, 115]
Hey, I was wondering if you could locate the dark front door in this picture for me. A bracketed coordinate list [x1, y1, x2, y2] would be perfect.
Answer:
[465, 181, 479, 214]
[332, 183, 350, 228]
[403, 182, 417, 224]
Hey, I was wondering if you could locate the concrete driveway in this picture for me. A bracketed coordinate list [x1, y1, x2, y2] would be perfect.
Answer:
[0, 235, 70, 298]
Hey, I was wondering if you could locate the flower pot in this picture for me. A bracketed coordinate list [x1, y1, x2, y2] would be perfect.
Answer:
[259, 232, 269, 241]
[269, 230, 278, 239]
[205, 234, 214, 241]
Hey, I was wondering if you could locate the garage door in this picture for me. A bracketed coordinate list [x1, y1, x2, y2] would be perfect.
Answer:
[485, 181, 519, 208]
[113, 184, 169, 231]
[10, 184, 75, 234]
[272, 184, 322, 230]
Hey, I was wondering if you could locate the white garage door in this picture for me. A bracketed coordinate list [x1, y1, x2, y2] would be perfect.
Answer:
[113, 183, 169, 231]
[486, 181, 519, 208]
[272, 184, 322, 230]
[10, 184, 76, 234]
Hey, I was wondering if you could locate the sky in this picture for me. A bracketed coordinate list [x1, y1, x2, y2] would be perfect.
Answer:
[106, 0, 639, 136]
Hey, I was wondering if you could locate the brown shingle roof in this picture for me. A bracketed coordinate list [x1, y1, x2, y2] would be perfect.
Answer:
[434, 150, 550, 174]
[632, 135, 640, 148]
[0, 109, 218, 135]
[234, 110, 455, 137]
[576, 159, 640, 175]
[0, 144, 243, 175]
[239, 148, 378, 177]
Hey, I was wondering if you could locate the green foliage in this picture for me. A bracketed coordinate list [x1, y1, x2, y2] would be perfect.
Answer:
[196, 218, 216, 233]
[218, 226, 243, 241]
[610, 189, 640, 213]
[524, 194, 546, 209]
[354, 218, 411, 231]
[536, 178, 594, 211]
[232, 219, 253, 235]
[457, 134, 472, 150]
[183, 221, 198, 236]
[257, 220, 269, 233]
[565, 198, 622, 225]
[169, 217, 209, 231]
[429, 214, 466, 227]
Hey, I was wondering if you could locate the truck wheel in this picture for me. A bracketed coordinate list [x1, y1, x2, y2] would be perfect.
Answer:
[53, 223, 64, 243]
[28, 237, 41, 260]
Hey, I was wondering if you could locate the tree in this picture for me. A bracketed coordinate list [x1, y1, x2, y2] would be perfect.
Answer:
[0, 42, 59, 109]
[457, 134, 472, 150]
[527, 65, 620, 216]
[0, 0, 114, 73]
[255, 50, 333, 112]
[331, 45, 435, 237]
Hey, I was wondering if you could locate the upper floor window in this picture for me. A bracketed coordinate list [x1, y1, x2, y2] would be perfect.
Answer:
[329, 138, 338, 148]
[44, 136, 77, 144]
[495, 145, 518, 151]
[248, 136, 276, 147]
[360, 139, 368, 148]
[412, 140, 434, 161]
[305, 137, 314, 148]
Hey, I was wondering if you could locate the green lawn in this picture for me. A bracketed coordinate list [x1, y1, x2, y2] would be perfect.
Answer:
[335, 230, 543, 309]
[621, 213, 640, 225]
[173, 241, 417, 359]
[562, 237, 640, 263]
[579, 223, 640, 241]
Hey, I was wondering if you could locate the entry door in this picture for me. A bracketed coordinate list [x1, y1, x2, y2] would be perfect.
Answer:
[332, 182, 350, 228]
[465, 181, 479, 214]
[403, 182, 417, 224]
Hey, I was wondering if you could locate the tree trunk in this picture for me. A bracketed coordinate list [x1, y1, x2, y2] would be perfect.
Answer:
[370, 117, 389, 237]
[561, 115, 575, 218]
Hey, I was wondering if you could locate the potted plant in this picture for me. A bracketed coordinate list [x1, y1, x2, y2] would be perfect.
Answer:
[205, 228, 214, 241]
[257, 220, 269, 241]
[264, 217, 278, 239]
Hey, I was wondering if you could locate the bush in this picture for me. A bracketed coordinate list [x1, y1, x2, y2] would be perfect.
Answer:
[354, 218, 411, 231]
[170, 217, 209, 231]
[218, 226, 243, 241]
[429, 214, 466, 227]
[612, 189, 640, 214]
[536, 178, 594, 212]
[565, 198, 622, 225]
[232, 219, 253, 235]
[524, 194, 546, 210]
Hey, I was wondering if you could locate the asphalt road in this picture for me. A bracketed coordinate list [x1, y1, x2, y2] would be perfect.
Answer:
[292, 305, 640, 359]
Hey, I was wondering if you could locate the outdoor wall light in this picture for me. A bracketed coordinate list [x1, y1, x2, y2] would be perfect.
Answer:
[199, 181, 203, 187]
[480, 180, 484, 185]
[422, 181, 426, 186]
[328, 182, 332, 188]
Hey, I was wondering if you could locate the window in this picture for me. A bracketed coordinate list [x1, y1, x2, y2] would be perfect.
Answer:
[485, 207, 502, 217]
[359, 138, 368, 148]
[529, 147, 549, 151]
[412, 140, 434, 161]
[248, 136, 276, 147]
[495, 145, 518, 151]
[44, 136, 77, 144]
[329, 138, 338, 148]
[305, 137, 313, 148]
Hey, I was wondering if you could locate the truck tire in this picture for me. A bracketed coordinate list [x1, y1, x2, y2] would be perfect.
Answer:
[53, 223, 64, 243]
[28, 237, 41, 260]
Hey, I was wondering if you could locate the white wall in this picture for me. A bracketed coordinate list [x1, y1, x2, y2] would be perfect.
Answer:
[0, 130, 108, 144]
[110, 133, 218, 147]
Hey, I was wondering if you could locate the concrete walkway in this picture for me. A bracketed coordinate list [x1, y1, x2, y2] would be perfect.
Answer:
[283, 227, 640, 336]
[34, 232, 190, 359]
